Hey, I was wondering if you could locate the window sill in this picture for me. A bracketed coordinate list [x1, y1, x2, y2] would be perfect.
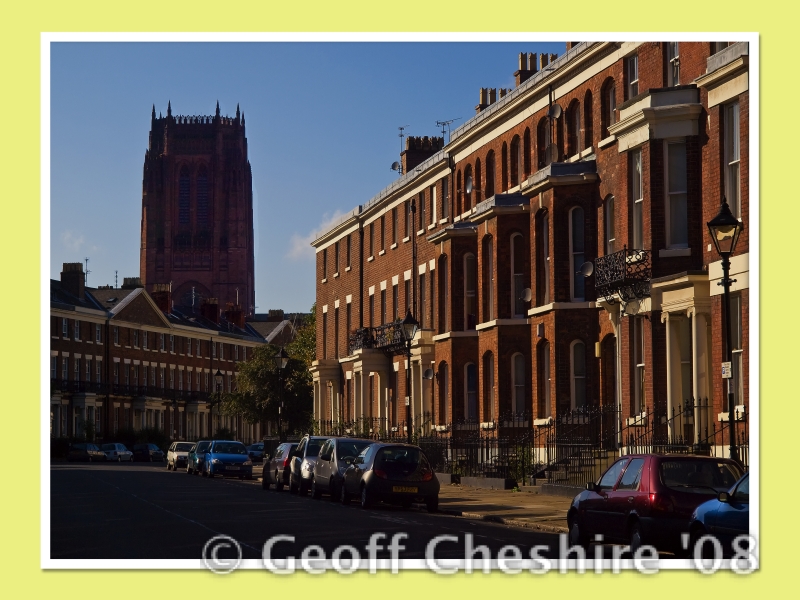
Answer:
[321, 278, 327, 283]
[598, 134, 617, 149]
[402, 236, 410, 243]
[390, 243, 398, 250]
[453, 215, 462, 223]
[658, 248, 691, 258]
[379, 250, 386, 256]
[439, 217, 449, 225]
[368, 256, 374, 262]
[427, 223, 436, 230]
[333, 272, 339, 278]
[417, 229, 425, 236]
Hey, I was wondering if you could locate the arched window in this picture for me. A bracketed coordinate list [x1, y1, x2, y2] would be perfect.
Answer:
[484, 151, 495, 198]
[601, 78, 617, 138]
[438, 362, 449, 425]
[475, 159, 482, 203]
[570, 206, 585, 301]
[465, 363, 478, 421]
[583, 90, 593, 149]
[196, 166, 209, 226]
[482, 237, 494, 321]
[536, 211, 550, 305]
[438, 255, 448, 334]
[536, 117, 548, 169]
[523, 128, 531, 176]
[483, 352, 495, 421]
[568, 100, 581, 157]
[464, 253, 477, 330]
[510, 135, 521, 186]
[512, 353, 526, 414]
[501, 142, 508, 191]
[463, 165, 472, 211]
[570, 340, 587, 410]
[511, 233, 525, 317]
[456, 170, 463, 215]
[605, 195, 616, 255]
[178, 166, 190, 224]
[537, 341, 551, 418]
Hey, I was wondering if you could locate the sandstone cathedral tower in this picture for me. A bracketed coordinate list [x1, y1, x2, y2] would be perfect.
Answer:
[140, 101, 255, 316]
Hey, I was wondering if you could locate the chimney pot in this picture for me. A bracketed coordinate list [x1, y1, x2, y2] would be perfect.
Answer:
[60, 263, 85, 300]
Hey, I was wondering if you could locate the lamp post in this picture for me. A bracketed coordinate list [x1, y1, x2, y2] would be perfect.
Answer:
[707, 198, 744, 465]
[401, 309, 420, 444]
[214, 369, 223, 438]
[274, 348, 289, 441]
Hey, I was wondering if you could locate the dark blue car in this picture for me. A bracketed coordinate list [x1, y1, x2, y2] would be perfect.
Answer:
[688, 472, 750, 557]
[202, 440, 253, 480]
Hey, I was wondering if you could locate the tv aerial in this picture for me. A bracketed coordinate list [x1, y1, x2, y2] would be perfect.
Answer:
[398, 125, 410, 152]
[436, 118, 461, 143]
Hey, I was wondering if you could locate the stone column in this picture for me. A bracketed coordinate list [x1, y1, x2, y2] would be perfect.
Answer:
[689, 308, 710, 443]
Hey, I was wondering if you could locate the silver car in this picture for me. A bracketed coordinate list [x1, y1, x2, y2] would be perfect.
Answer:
[311, 438, 373, 500]
[100, 443, 133, 462]
[167, 441, 195, 471]
[289, 435, 330, 495]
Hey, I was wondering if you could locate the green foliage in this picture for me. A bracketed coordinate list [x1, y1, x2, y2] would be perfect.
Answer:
[211, 427, 237, 441]
[110, 427, 171, 450]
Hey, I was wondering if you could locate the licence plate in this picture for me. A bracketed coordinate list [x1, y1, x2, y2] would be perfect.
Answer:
[226, 466, 240, 471]
[392, 486, 418, 493]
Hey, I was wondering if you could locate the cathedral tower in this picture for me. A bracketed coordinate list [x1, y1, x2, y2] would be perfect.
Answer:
[140, 102, 255, 315]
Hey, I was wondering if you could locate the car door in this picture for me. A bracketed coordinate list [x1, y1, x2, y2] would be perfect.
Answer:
[269, 445, 283, 482]
[583, 458, 629, 538]
[343, 446, 371, 494]
[315, 440, 333, 491]
[604, 457, 647, 541]
[710, 473, 749, 551]
[292, 438, 307, 484]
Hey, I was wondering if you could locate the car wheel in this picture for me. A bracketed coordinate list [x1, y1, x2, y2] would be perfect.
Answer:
[299, 479, 309, 496]
[289, 477, 298, 494]
[569, 519, 588, 550]
[88, 457, 93, 463]
[629, 521, 643, 556]
[360, 485, 373, 509]
[187, 465, 193, 474]
[689, 527, 713, 560]
[311, 477, 322, 500]
[426, 497, 439, 513]
[167, 462, 172, 470]
[275, 472, 284, 492]
[401, 499, 413, 510]
[340, 481, 350, 505]
[329, 478, 338, 502]
[118, 456, 122, 463]
[262, 475, 270, 490]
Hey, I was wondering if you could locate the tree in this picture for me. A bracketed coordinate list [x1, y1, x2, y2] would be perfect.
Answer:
[221, 305, 316, 435]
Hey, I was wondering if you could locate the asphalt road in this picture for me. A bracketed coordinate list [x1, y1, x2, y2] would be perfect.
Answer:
[51, 461, 570, 562]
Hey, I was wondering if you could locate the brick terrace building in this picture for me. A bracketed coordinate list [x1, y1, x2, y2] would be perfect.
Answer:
[50, 263, 267, 444]
[140, 102, 256, 315]
[310, 42, 751, 458]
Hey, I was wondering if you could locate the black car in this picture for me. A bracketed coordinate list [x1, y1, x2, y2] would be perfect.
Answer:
[310, 437, 373, 500]
[340, 443, 440, 512]
[262, 442, 298, 491]
[133, 443, 165, 462]
[187, 440, 212, 474]
[67, 443, 105, 462]
[247, 443, 266, 463]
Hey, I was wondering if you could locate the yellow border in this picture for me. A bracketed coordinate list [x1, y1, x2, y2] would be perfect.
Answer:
[3, 0, 787, 595]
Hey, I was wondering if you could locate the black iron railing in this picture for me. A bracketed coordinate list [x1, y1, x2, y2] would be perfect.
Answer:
[595, 246, 651, 304]
[348, 320, 408, 356]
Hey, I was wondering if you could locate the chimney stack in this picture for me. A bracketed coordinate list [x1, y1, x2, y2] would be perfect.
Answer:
[400, 135, 444, 174]
[475, 88, 489, 114]
[122, 277, 142, 289]
[539, 53, 549, 70]
[150, 283, 172, 314]
[60, 263, 85, 300]
[224, 303, 245, 329]
[201, 298, 220, 324]
[514, 52, 538, 87]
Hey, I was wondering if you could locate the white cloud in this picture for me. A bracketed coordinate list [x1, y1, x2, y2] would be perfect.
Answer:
[286, 210, 346, 261]
[61, 230, 85, 252]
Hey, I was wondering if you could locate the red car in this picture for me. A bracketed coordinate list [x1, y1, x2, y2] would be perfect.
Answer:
[567, 454, 743, 555]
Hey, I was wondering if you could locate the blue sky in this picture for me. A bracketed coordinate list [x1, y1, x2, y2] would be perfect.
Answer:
[50, 40, 564, 313]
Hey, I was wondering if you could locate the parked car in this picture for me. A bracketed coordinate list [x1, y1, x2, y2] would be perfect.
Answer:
[247, 443, 266, 463]
[67, 443, 105, 462]
[567, 454, 744, 554]
[187, 440, 212, 475]
[289, 435, 330, 495]
[167, 441, 195, 471]
[132, 443, 165, 462]
[262, 442, 298, 491]
[340, 443, 440, 512]
[688, 472, 750, 557]
[310, 437, 373, 500]
[203, 440, 253, 479]
[100, 443, 133, 462]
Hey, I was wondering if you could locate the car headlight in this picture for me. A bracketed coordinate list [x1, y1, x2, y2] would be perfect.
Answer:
[243, 460, 253, 466]
[212, 458, 221, 464]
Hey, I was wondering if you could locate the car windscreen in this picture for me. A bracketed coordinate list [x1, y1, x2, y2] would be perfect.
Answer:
[101, 444, 115, 451]
[660, 459, 742, 493]
[175, 443, 194, 452]
[375, 447, 429, 472]
[306, 440, 324, 457]
[197, 442, 211, 452]
[338, 441, 372, 460]
[212, 442, 248, 455]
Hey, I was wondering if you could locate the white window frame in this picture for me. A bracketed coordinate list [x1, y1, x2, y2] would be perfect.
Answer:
[627, 54, 639, 98]
[512, 352, 526, 415]
[62, 357, 68, 381]
[724, 102, 741, 219]
[730, 295, 744, 406]
[665, 139, 688, 249]
[606, 196, 616, 255]
[485, 353, 495, 421]
[169, 334, 174, 353]
[114, 326, 119, 345]
[464, 253, 477, 330]
[142, 330, 148, 350]
[631, 149, 644, 249]
[74, 358, 80, 382]
[133, 330, 139, 347]
[74, 320, 80, 341]
[539, 341, 551, 418]
[62, 318, 68, 337]
[464, 363, 478, 422]
[51, 357, 57, 380]
[96, 361, 101, 384]
[570, 340, 586, 411]
[484, 240, 494, 321]
[441, 178, 450, 219]
[511, 233, 525, 317]
[633, 317, 646, 414]
[95, 324, 101, 343]
[667, 42, 680, 87]
[606, 82, 617, 132]
[569, 206, 585, 302]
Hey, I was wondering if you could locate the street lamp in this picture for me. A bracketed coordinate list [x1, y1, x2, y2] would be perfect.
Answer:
[401, 309, 420, 444]
[707, 197, 744, 465]
[214, 369, 223, 438]
[274, 347, 289, 441]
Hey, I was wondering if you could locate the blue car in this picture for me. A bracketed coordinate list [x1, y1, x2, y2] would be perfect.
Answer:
[688, 472, 750, 557]
[202, 440, 253, 480]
